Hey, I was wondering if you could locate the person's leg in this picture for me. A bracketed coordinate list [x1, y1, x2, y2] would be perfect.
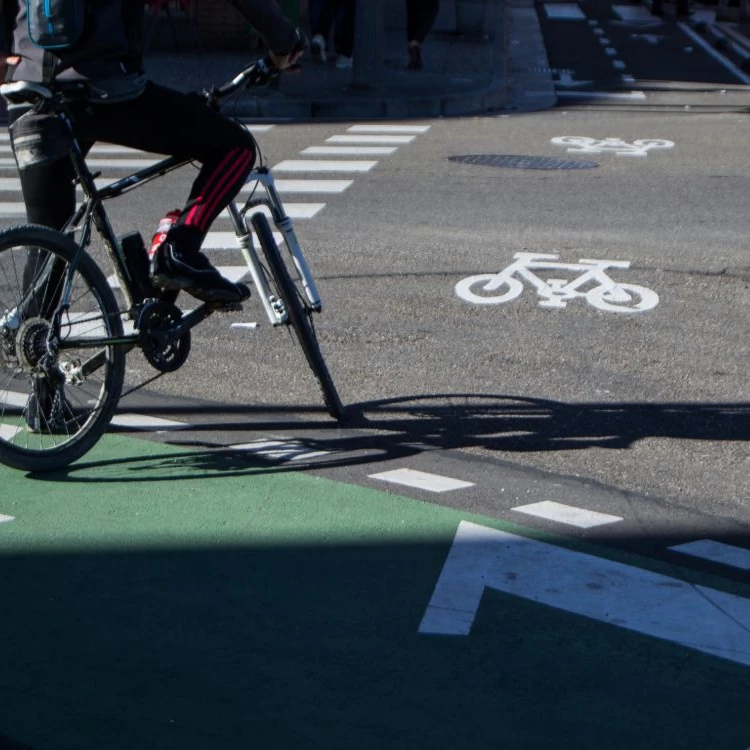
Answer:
[333, 0, 356, 59]
[311, 0, 339, 60]
[72, 82, 255, 301]
[406, 0, 439, 69]
[7, 106, 83, 314]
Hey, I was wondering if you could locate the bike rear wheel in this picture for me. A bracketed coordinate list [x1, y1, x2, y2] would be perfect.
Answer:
[250, 212, 344, 420]
[0, 225, 126, 471]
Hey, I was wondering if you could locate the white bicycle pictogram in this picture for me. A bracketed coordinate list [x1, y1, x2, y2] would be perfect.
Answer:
[455, 252, 659, 313]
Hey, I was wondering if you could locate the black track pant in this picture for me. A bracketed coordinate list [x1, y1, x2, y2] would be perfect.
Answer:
[9, 81, 256, 259]
[405, 0, 439, 44]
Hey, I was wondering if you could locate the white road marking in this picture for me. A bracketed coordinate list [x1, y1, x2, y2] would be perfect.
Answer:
[369, 468, 474, 493]
[110, 413, 188, 431]
[670, 539, 750, 571]
[246, 179, 353, 193]
[202, 230, 282, 249]
[512, 500, 623, 528]
[556, 90, 646, 101]
[220, 203, 324, 220]
[612, 4, 657, 20]
[272, 160, 377, 172]
[327, 134, 416, 144]
[0, 424, 21, 440]
[347, 124, 430, 133]
[301, 146, 397, 156]
[227, 439, 329, 461]
[419, 520, 750, 667]
[678, 22, 750, 85]
[544, 3, 586, 19]
[0, 514, 14, 523]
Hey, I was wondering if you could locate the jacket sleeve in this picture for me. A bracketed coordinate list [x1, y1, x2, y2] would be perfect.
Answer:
[224, 0, 299, 54]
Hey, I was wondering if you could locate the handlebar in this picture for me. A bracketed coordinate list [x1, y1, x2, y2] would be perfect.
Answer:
[206, 31, 307, 104]
[208, 56, 279, 102]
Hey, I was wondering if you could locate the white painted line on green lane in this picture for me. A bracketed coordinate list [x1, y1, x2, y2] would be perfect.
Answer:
[369, 468, 474, 493]
[420, 521, 750, 667]
[513, 500, 623, 528]
[0, 514, 14, 523]
[670, 540, 750, 571]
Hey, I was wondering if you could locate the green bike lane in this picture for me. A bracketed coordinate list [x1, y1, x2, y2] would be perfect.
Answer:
[1, 433, 750, 750]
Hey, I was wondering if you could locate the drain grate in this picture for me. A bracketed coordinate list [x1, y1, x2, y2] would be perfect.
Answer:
[448, 154, 599, 170]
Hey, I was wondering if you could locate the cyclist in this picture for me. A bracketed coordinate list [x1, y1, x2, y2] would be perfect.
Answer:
[0, 0, 303, 303]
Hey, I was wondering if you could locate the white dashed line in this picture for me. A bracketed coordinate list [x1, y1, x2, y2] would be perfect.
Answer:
[369, 468, 474, 493]
[512, 500, 623, 528]
[110, 414, 189, 431]
[670, 540, 750, 571]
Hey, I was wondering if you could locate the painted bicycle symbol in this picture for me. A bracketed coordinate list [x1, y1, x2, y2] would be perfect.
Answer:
[455, 253, 659, 313]
[551, 136, 674, 157]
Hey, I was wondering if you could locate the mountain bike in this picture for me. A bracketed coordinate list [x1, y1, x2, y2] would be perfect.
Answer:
[0, 58, 344, 472]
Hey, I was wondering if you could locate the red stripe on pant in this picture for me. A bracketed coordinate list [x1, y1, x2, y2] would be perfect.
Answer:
[185, 146, 254, 233]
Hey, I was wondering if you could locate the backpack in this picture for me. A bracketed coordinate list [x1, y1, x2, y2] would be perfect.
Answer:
[27, 0, 87, 49]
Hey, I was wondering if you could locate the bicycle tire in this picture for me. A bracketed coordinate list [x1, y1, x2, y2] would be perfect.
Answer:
[250, 212, 344, 420]
[0, 224, 126, 471]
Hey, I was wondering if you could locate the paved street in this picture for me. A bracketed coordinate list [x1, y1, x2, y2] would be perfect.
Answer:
[1, 0, 749, 747]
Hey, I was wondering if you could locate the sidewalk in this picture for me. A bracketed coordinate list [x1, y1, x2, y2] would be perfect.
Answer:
[144, 0, 557, 120]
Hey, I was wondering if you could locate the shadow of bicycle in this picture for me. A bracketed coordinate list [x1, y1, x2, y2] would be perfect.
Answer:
[25, 393, 750, 482]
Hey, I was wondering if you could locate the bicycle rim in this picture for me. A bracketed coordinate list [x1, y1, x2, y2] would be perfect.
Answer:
[251, 213, 344, 420]
[0, 225, 126, 471]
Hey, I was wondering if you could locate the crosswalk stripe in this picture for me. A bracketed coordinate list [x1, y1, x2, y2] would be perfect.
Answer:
[301, 146, 397, 156]
[247, 179, 352, 193]
[0, 178, 352, 195]
[327, 134, 415, 144]
[0, 157, 158, 169]
[272, 160, 377, 172]
[202, 230, 283, 249]
[0, 123, 273, 142]
[544, 2, 586, 19]
[347, 124, 430, 133]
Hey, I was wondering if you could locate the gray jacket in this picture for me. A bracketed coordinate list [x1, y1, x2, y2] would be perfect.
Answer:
[0, 0, 299, 101]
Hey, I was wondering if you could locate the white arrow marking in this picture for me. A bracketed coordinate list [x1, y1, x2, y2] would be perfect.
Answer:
[419, 521, 750, 667]
[0, 514, 14, 523]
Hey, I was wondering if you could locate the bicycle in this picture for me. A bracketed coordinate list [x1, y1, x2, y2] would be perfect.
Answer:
[455, 252, 659, 313]
[0, 57, 344, 472]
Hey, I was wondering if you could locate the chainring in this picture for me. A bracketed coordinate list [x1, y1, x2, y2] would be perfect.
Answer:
[137, 301, 191, 373]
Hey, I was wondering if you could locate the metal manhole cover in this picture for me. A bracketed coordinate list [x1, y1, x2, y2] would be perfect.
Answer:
[448, 154, 599, 169]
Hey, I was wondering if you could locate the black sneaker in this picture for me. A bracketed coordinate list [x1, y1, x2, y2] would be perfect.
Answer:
[150, 244, 250, 303]
[24, 376, 80, 435]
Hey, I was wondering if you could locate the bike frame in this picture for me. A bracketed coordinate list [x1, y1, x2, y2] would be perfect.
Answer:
[494, 253, 631, 303]
[60, 131, 323, 346]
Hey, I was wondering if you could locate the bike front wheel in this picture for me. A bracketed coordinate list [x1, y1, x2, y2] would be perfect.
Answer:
[0, 225, 126, 472]
[251, 212, 344, 420]
[455, 274, 523, 305]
